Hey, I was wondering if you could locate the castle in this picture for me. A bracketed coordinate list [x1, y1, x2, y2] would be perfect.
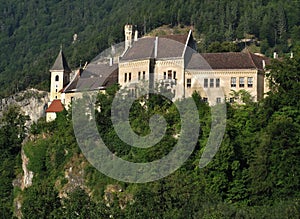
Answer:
[46, 25, 270, 122]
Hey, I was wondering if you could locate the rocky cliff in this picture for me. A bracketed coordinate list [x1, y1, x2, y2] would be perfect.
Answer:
[0, 89, 49, 125]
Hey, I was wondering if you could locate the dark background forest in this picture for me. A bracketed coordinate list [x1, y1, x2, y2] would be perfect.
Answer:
[1, 52, 299, 218]
[0, 0, 300, 97]
[0, 0, 300, 218]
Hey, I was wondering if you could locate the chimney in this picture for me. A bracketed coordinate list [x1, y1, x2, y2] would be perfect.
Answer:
[262, 60, 266, 70]
[154, 37, 158, 58]
[109, 57, 113, 66]
[124, 24, 133, 51]
[134, 30, 138, 41]
[111, 44, 116, 55]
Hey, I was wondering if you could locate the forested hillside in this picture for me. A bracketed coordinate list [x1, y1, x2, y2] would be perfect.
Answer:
[1, 47, 300, 218]
[0, 0, 300, 97]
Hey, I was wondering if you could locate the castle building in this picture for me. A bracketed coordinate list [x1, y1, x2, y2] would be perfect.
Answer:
[46, 25, 270, 121]
[46, 49, 71, 122]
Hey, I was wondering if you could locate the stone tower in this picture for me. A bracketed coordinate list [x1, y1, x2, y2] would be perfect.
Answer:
[49, 49, 72, 102]
[124, 24, 133, 51]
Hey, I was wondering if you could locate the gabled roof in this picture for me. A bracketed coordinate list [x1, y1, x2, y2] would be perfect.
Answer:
[120, 38, 155, 61]
[60, 69, 82, 93]
[120, 32, 191, 61]
[186, 52, 270, 71]
[156, 37, 186, 59]
[46, 99, 64, 113]
[63, 62, 118, 93]
[160, 34, 189, 45]
[248, 52, 271, 70]
[50, 49, 72, 73]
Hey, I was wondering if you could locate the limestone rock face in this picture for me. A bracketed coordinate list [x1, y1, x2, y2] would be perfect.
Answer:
[0, 88, 49, 125]
[21, 149, 33, 190]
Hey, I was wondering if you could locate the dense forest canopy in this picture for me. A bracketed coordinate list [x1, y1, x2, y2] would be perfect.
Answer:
[0, 47, 299, 218]
[0, 0, 300, 97]
[0, 1, 300, 216]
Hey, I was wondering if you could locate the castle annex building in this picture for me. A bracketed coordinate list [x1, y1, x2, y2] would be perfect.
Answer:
[46, 25, 270, 122]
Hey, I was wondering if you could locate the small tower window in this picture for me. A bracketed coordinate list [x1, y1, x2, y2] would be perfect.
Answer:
[187, 79, 191, 88]
[239, 77, 245, 88]
[55, 75, 59, 81]
[247, 77, 253, 87]
[210, 79, 214, 88]
[204, 78, 208, 88]
[168, 70, 172, 79]
[216, 78, 220, 88]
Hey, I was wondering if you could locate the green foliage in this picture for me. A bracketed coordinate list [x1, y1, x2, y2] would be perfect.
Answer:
[55, 188, 110, 218]
[0, 105, 29, 154]
[24, 140, 47, 173]
[0, 0, 300, 97]
[266, 47, 300, 110]
[207, 41, 240, 53]
[2, 47, 299, 217]
[22, 181, 61, 219]
[0, 105, 28, 217]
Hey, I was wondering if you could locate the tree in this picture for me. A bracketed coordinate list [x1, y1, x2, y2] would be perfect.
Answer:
[265, 46, 300, 110]
[0, 105, 29, 154]
[0, 105, 29, 217]
[22, 182, 61, 218]
[57, 187, 110, 218]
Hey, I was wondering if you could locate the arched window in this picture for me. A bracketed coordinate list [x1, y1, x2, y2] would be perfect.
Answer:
[55, 75, 59, 81]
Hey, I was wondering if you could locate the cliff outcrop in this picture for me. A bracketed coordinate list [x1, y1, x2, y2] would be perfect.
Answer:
[0, 89, 49, 125]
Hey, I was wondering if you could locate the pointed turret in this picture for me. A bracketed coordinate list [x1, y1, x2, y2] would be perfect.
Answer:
[50, 49, 72, 73]
[49, 49, 72, 102]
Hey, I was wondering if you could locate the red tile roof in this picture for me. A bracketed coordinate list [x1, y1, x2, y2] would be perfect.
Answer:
[160, 34, 189, 45]
[187, 52, 270, 70]
[46, 99, 64, 113]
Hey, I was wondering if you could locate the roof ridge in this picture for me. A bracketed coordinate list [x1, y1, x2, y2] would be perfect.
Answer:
[182, 30, 192, 57]
[50, 49, 72, 73]
[46, 99, 64, 113]
[201, 52, 241, 55]
[62, 68, 81, 93]
[247, 51, 259, 69]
